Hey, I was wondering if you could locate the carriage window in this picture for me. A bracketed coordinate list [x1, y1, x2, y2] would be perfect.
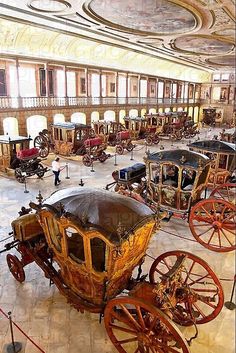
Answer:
[66, 130, 72, 142]
[90, 237, 106, 272]
[46, 217, 62, 252]
[162, 164, 179, 187]
[228, 155, 236, 170]
[181, 169, 196, 190]
[65, 227, 85, 263]
[218, 154, 228, 169]
[196, 166, 210, 188]
[150, 163, 160, 183]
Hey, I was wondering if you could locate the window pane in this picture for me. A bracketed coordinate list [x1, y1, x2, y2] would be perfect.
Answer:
[65, 227, 85, 263]
[162, 164, 179, 187]
[91, 237, 106, 272]
[46, 217, 62, 252]
[181, 169, 196, 190]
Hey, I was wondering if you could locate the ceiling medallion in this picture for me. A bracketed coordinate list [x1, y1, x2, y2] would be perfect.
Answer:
[206, 55, 236, 67]
[28, 0, 71, 13]
[85, 0, 198, 35]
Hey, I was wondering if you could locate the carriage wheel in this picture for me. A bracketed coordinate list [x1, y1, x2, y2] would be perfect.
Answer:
[15, 169, 25, 183]
[116, 145, 124, 155]
[34, 135, 49, 158]
[210, 183, 236, 204]
[82, 154, 92, 167]
[98, 151, 108, 163]
[104, 296, 190, 353]
[189, 199, 236, 252]
[6, 254, 25, 283]
[126, 142, 134, 152]
[145, 135, 153, 146]
[153, 134, 160, 144]
[36, 163, 45, 178]
[149, 250, 224, 326]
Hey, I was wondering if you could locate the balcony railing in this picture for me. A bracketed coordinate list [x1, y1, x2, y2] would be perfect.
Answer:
[0, 96, 199, 110]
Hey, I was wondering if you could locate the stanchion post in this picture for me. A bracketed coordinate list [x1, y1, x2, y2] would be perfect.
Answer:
[90, 159, 95, 172]
[130, 149, 134, 161]
[24, 178, 29, 194]
[65, 162, 70, 179]
[6, 312, 22, 353]
[114, 153, 118, 166]
[224, 275, 236, 310]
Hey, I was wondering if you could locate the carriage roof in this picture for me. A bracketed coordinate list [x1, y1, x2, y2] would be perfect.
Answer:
[52, 122, 91, 130]
[124, 116, 147, 121]
[0, 135, 32, 144]
[42, 188, 154, 245]
[188, 140, 236, 153]
[145, 149, 210, 168]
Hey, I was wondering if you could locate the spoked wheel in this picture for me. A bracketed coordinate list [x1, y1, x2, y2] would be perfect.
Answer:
[82, 154, 92, 167]
[145, 135, 153, 146]
[98, 151, 108, 163]
[149, 251, 224, 326]
[189, 199, 236, 252]
[104, 296, 190, 353]
[15, 169, 25, 183]
[34, 135, 49, 158]
[153, 134, 160, 145]
[126, 141, 134, 152]
[210, 183, 236, 204]
[6, 254, 25, 283]
[116, 145, 124, 155]
[36, 163, 45, 178]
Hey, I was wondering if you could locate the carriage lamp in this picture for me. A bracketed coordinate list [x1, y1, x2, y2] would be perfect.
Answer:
[36, 191, 43, 205]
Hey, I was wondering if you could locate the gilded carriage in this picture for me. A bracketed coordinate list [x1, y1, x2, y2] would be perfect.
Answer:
[93, 120, 135, 154]
[188, 140, 236, 187]
[112, 149, 236, 252]
[0, 135, 47, 182]
[123, 116, 160, 145]
[4, 188, 224, 353]
[34, 122, 94, 157]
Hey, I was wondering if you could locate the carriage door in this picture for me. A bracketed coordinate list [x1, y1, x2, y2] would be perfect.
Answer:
[64, 226, 93, 299]
[160, 164, 179, 210]
[180, 168, 196, 211]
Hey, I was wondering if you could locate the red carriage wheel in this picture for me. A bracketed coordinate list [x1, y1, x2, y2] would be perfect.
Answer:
[189, 199, 236, 252]
[126, 142, 134, 152]
[145, 135, 153, 146]
[149, 250, 224, 326]
[82, 154, 92, 167]
[34, 135, 49, 158]
[104, 296, 190, 353]
[116, 145, 124, 155]
[210, 183, 236, 204]
[98, 151, 108, 163]
[7, 254, 25, 283]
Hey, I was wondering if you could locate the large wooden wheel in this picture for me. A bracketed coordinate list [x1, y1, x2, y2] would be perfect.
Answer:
[34, 135, 50, 158]
[145, 135, 153, 146]
[15, 169, 25, 183]
[116, 145, 124, 155]
[210, 183, 236, 204]
[98, 151, 108, 163]
[149, 251, 224, 326]
[189, 199, 236, 252]
[82, 154, 92, 167]
[126, 141, 134, 152]
[36, 163, 45, 178]
[104, 296, 190, 353]
[7, 254, 25, 283]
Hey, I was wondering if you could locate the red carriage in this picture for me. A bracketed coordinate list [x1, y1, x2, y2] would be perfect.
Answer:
[82, 136, 110, 166]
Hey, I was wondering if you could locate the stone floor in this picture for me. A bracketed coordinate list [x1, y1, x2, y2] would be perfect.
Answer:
[0, 127, 235, 353]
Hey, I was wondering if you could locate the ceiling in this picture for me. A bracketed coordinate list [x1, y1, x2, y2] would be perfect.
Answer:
[0, 0, 235, 72]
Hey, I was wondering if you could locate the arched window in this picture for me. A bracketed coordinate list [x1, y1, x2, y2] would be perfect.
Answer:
[90, 237, 106, 272]
[3, 117, 19, 136]
[54, 114, 65, 124]
[65, 227, 85, 264]
[71, 112, 86, 124]
[104, 110, 115, 122]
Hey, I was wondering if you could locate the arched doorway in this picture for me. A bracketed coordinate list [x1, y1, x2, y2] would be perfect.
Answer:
[27, 115, 47, 146]
[54, 114, 65, 124]
[129, 109, 138, 117]
[104, 110, 115, 122]
[91, 111, 99, 125]
[194, 107, 199, 123]
[71, 112, 86, 124]
[3, 117, 19, 136]
[149, 108, 156, 114]
[119, 110, 126, 125]
[141, 108, 147, 117]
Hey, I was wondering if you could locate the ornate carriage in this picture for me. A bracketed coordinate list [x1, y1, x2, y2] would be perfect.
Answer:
[188, 140, 236, 187]
[202, 108, 216, 126]
[93, 120, 135, 154]
[219, 128, 236, 144]
[34, 122, 94, 158]
[82, 137, 109, 166]
[123, 116, 160, 145]
[4, 188, 224, 352]
[112, 149, 236, 252]
[0, 135, 47, 182]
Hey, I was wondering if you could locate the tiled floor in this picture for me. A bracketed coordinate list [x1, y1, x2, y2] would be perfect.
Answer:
[0, 127, 235, 353]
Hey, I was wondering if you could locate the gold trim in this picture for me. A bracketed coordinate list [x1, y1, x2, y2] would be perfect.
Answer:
[28, 0, 71, 13]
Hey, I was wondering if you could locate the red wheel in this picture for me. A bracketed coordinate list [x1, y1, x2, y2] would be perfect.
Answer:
[210, 183, 236, 204]
[149, 251, 224, 326]
[104, 296, 190, 353]
[116, 145, 124, 155]
[82, 154, 92, 167]
[189, 199, 236, 252]
[98, 151, 108, 163]
[6, 254, 25, 283]
[34, 135, 49, 158]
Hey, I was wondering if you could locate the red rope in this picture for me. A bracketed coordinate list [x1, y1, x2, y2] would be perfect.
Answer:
[0, 308, 46, 352]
